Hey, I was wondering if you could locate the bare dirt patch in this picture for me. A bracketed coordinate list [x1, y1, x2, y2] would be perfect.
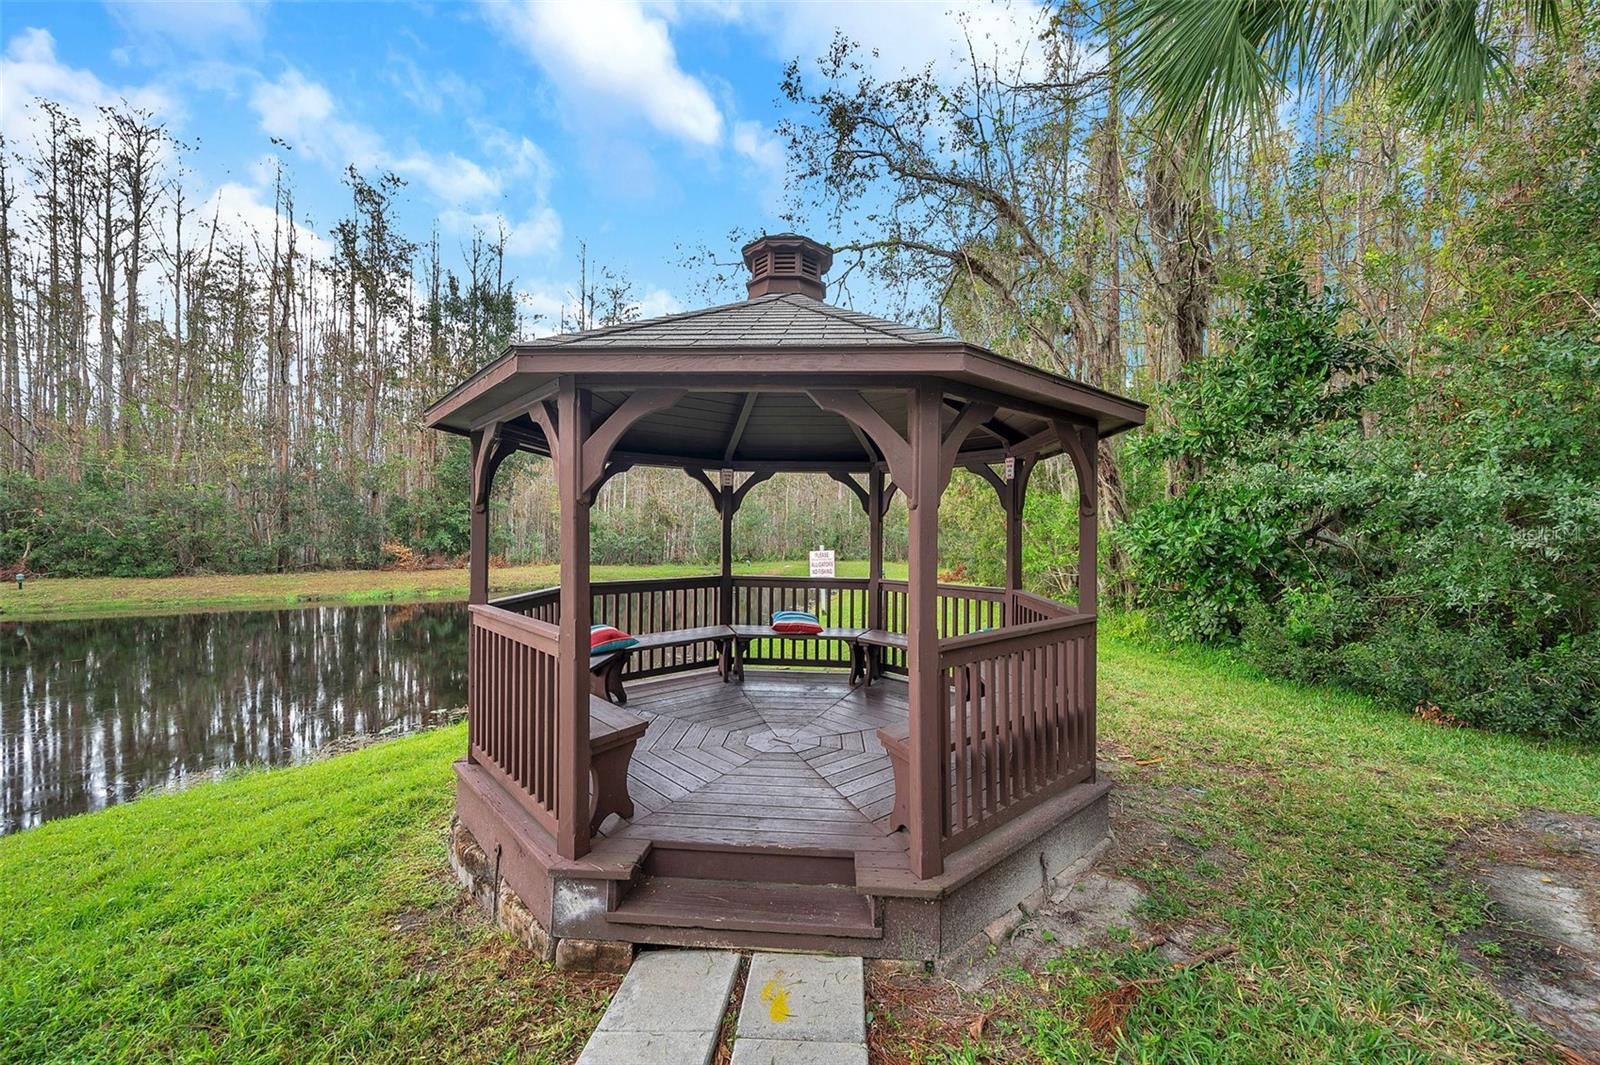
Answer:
[1451, 809, 1600, 1061]
[867, 761, 1242, 1059]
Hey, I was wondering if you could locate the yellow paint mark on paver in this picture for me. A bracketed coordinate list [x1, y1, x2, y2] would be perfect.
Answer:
[760, 971, 791, 1023]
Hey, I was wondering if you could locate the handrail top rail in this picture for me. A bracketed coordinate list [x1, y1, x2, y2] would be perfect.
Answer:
[489, 587, 561, 610]
[494, 574, 1039, 597]
[1012, 588, 1072, 611]
[489, 574, 1078, 647]
[938, 611, 1094, 662]
[876, 578, 1005, 599]
[469, 601, 561, 651]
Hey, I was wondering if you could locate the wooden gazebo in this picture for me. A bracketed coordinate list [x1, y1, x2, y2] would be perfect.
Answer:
[425, 234, 1145, 960]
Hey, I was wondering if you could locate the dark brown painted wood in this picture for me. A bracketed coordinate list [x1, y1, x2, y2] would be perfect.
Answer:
[555, 379, 593, 859]
[607, 877, 881, 939]
[437, 246, 1143, 892]
[905, 386, 944, 878]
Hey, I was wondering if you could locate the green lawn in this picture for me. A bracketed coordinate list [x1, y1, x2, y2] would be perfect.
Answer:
[0, 560, 901, 622]
[3, 635, 1594, 1062]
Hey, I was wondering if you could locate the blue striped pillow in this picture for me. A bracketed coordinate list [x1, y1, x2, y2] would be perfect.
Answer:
[590, 624, 638, 656]
[771, 610, 823, 635]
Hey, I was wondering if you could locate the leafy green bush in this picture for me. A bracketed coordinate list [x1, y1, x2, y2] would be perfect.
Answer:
[1121, 268, 1393, 638]
[1124, 270, 1600, 738]
[0, 459, 389, 577]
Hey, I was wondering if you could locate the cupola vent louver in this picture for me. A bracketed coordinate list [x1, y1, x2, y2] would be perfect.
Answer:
[741, 233, 833, 301]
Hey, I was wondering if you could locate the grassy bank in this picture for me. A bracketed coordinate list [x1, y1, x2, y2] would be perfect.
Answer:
[3, 639, 1595, 1062]
[0, 560, 899, 622]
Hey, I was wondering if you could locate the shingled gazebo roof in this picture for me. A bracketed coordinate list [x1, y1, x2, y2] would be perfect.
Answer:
[521, 292, 957, 350]
[424, 235, 1145, 472]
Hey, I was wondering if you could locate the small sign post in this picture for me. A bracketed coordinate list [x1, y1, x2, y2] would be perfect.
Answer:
[720, 468, 734, 489]
[1004, 456, 1015, 482]
[809, 546, 835, 617]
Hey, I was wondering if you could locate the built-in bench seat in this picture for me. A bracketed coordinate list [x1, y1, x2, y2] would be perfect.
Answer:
[590, 622, 912, 702]
[728, 624, 868, 683]
[590, 625, 737, 705]
[875, 683, 1002, 835]
[855, 629, 908, 686]
[589, 697, 649, 833]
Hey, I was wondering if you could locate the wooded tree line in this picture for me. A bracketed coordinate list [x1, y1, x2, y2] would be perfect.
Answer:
[0, 98, 528, 572]
[1, 3, 1595, 735]
[772, 2, 1598, 736]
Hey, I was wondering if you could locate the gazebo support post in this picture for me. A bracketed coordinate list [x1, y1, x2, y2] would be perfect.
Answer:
[1058, 423, 1098, 616]
[1004, 455, 1034, 618]
[719, 481, 734, 625]
[1060, 422, 1099, 784]
[867, 466, 885, 630]
[555, 379, 593, 860]
[469, 431, 492, 608]
[905, 387, 945, 879]
[468, 423, 514, 607]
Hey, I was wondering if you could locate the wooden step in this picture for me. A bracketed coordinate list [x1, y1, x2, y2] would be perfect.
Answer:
[641, 840, 856, 886]
[606, 877, 882, 939]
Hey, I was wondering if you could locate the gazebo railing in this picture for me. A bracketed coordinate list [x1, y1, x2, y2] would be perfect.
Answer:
[872, 580, 1008, 675]
[938, 612, 1096, 854]
[479, 575, 1096, 866]
[492, 575, 1016, 676]
[467, 604, 563, 837]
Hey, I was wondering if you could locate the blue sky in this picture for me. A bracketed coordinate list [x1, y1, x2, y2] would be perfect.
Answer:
[2, 1, 1046, 328]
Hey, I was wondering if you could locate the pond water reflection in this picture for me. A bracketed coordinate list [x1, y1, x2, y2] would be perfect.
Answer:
[0, 602, 468, 834]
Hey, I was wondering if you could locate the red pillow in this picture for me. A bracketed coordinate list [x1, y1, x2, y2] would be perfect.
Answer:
[771, 610, 823, 635]
[590, 625, 638, 655]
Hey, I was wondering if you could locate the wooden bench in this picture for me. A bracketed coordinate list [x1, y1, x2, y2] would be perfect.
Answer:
[855, 629, 908, 687]
[589, 697, 649, 832]
[874, 681, 996, 835]
[590, 625, 738, 705]
[727, 624, 868, 683]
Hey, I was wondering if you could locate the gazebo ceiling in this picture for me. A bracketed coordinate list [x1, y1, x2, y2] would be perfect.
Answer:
[424, 234, 1146, 472]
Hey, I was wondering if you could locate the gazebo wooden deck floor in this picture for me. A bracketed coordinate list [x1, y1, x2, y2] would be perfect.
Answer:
[607, 671, 908, 855]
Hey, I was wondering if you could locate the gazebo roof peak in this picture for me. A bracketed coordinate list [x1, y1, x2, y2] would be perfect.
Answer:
[520, 289, 958, 351]
[422, 233, 1148, 452]
[741, 232, 833, 300]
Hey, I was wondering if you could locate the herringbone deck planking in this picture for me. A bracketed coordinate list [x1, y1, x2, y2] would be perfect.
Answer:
[607, 670, 906, 850]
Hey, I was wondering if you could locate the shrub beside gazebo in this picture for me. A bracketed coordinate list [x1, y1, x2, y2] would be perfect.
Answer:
[426, 234, 1145, 962]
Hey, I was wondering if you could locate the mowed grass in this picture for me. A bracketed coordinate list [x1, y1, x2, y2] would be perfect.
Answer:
[0, 724, 617, 1064]
[914, 636, 1600, 1064]
[0, 559, 897, 621]
[3, 632, 1595, 1062]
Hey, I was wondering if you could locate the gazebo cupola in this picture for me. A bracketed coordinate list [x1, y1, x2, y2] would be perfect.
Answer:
[742, 233, 832, 300]
[424, 232, 1145, 962]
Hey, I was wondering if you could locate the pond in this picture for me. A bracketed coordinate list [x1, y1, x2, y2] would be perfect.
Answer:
[0, 602, 469, 835]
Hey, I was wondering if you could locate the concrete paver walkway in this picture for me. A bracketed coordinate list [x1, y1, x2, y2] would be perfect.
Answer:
[730, 953, 867, 1065]
[576, 950, 741, 1065]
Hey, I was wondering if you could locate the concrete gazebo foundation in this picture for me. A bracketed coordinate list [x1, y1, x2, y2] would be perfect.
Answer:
[425, 233, 1144, 960]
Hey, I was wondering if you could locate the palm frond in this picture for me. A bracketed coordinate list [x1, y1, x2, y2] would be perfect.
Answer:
[1112, 0, 1567, 157]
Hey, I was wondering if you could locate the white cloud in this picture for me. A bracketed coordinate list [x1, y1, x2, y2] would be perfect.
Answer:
[203, 178, 332, 259]
[397, 151, 501, 204]
[635, 285, 680, 319]
[740, 0, 1051, 84]
[251, 68, 383, 169]
[482, 0, 723, 146]
[732, 118, 785, 212]
[1, 26, 176, 142]
[439, 205, 563, 259]
[387, 52, 479, 117]
[249, 68, 553, 208]
[249, 68, 563, 263]
[104, 0, 266, 54]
